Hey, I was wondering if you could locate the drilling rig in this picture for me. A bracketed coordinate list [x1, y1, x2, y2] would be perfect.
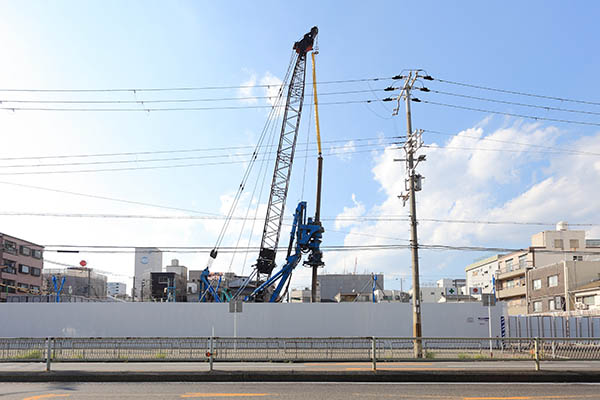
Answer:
[206, 26, 324, 303]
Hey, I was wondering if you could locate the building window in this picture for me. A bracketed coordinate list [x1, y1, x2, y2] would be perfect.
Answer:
[2, 279, 16, 293]
[505, 259, 513, 271]
[533, 301, 542, 312]
[573, 255, 583, 261]
[2, 259, 16, 274]
[17, 282, 29, 291]
[580, 296, 596, 306]
[18, 264, 30, 274]
[548, 275, 558, 288]
[3, 240, 17, 254]
[158, 277, 169, 284]
[518, 255, 527, 268]
[30, 285, 40, 293]
[555, 296, 564, 310]
[549, 299, 555, 310]
[19, 246, 32, 256]
[30, 267, 41, 277]
[32, 249, 42, 259]
[554, 239, 564, 249]
[533, 279, 542, 290]
[569, 239, 580, 249]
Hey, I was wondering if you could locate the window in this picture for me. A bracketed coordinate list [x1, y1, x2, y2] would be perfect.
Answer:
[3, 240, 17, 254]
[30, 285, 40, 293]
[519, 255, 527, 268]
[17, 282, 29, 291]
[30, 267, 41, 277]
[573, 255, 583, 261]
[549, 299, 555, 310]
[569, 239, 580, 249]
[581, 296, 596, 306]
[554, 239, 564, 249]
[19, 246, 31, 256]
[505, 259, 513, 271]
[2, 279, 16, 293]
[555, 296, 564, 310]
[32, 249, 42, 259]
[533, 279, 542, 290]
[548, 275, 559, 288]
[158, 276, 169, 284]
[18, 264, 30, 274]
[533, 301, 542, 312]
[2, 259, 16, 274]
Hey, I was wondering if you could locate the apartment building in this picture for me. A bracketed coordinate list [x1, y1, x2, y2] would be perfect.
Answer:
[496, 222, 597, 315]
[527, 261, 600, 314]
[465, 255, 502, 295]
[107, 282, 127, 297]
[0, 233, 44, 302]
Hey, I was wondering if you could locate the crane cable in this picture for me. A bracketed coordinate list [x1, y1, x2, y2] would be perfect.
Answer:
[209, 51, 297, 263]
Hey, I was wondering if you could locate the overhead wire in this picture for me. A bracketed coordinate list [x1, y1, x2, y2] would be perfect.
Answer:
[0, 76, 394, 93]
[414, 99, 600, 127]
[433, 77, 600, 107]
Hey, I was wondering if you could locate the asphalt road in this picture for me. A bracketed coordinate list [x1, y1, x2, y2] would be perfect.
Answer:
[2, 382, 600, 399]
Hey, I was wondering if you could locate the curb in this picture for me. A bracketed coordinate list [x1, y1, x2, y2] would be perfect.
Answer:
[2, 370, 600, 383]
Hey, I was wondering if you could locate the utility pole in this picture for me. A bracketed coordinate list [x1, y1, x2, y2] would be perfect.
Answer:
[393, 71, 426, 358]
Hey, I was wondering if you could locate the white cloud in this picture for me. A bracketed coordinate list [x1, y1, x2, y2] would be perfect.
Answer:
[335, 194, 365, 229]
[260, 72, 283, 107]
[238, 73, 257, 104]
[332, 140, 356, 162]
[326, 120, 600, 283]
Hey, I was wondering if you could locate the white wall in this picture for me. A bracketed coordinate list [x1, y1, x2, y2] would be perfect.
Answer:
[0, 302, 506, 338]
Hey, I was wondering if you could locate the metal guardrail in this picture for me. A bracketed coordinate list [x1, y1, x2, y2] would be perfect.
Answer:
[1, 337, 600, 371]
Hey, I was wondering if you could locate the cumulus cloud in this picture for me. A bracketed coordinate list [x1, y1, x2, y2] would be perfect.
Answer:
[325, 120, 600, 284]
[238, 73, 257, 104]
[335, 194, 365, 229]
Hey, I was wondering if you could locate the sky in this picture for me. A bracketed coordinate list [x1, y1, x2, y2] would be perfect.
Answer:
[1, 0, 600, 293]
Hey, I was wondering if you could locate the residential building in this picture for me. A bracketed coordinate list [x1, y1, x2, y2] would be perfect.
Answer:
[573, 280, 600, 312]
[412, 278, 467, 303]
[145, 271, 187, 302]
[107, 282, 127, 297]
[334, 292, 372, 302]
[496, 222, 597, 315]
[43, 268, 107, 299]
[290, 287, 320, 303]
[465, 255, 502, 295]
[133, 247, 162, 300]
[374, 289, 409, 303]
[0, 233, 44, 302]
[317, 274, 383, 302]
[527, 261, 600, 314]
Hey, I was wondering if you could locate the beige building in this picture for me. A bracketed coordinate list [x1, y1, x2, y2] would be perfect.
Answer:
[496, 222, 599, 315]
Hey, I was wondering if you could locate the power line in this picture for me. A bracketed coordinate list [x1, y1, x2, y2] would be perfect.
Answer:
[415, 99, 600, 127]
[0, 140, 397, 169]
[423, 144, 600, 157]
[0, 145, 388, 176]
[0, 135, 395, 162]
[422, 129, 600, 157]
[420, 88, 600, 116]
[432, 77, 600, 107]
[0, 180, 220, 216]
[0, 76, 393, 93]
[0, 99, 382, 113]
[0, 88, 387, 105]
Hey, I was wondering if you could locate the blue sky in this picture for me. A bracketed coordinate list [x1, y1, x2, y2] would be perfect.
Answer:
[1, 1, 600, 291]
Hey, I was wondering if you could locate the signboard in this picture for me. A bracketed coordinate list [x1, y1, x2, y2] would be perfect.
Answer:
[470, 287, 482, 295]
[445, 287, 458, 296]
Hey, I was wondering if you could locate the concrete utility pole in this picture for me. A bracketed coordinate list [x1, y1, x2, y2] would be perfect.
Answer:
[394, 71, 425, 358]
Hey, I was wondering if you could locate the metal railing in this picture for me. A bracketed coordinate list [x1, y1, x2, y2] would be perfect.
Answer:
[1, 336, 600, 371]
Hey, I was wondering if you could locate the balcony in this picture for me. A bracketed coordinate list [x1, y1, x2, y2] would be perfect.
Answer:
[497, 266, 526, 280]
[497, 285, 526, 299]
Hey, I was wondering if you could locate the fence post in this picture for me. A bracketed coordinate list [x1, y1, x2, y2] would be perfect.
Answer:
[45, 337, 52, 372]
[534, 337, 540, 371]
[371, 337, 377, 372]
[209, 335, 214, 372]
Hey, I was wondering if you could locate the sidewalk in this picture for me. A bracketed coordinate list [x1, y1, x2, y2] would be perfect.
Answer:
[2, 361, 600, 382]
